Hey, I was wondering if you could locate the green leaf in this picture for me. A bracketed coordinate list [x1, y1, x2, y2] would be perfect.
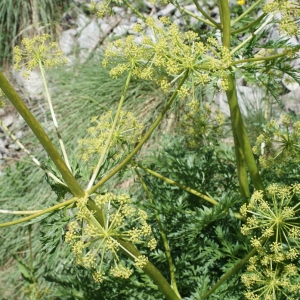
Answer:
[11, 253, 34, 283]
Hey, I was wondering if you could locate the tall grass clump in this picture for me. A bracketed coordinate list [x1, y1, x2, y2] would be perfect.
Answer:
[0, 0, 70, 64]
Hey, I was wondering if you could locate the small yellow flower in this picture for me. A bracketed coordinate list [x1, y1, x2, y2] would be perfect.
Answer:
[237, 0, 245, 5]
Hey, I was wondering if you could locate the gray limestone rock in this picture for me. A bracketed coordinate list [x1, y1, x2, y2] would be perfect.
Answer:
[59, 29, 77, 55]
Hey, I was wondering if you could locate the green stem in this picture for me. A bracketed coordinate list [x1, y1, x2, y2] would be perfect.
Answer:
[138, 164, 218, 205]
[219, 0, 249, 198]
[28, 224, 35, 283]
[122, 0, 145, 20]
[232, 132, 250, 199]
[86, 198, 181, 300]
[138, 164, 244, 219]
[173, 1, 216, 28]
[0, 197, 76, 227]
[86, 68, 132, 190]
[220, 0, 264, 192]
[230, 52, 293, 66]
[134, 168, 181, 299]
[192, 0, 221, 29]
[39, 61, 71, 170]
[0, 72, 85, 198]
[202, 247, 257, 299]
[119, 240, 181, 300]
[87, 71, 189, 195]
[226, 74, 264, 192]
[231, 13, 266, 35]
[231, 0, 265, 26]
[230, 13, 274, 55]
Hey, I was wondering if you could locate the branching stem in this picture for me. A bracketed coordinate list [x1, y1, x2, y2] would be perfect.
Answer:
[138, 164, 218, 205]
[0, 197, 76, 227]
[39, 61, 71, 170]
[231, 0, 265, 26]
[86, 68, 133, 190]
[203, 248, 257, 298]
[88, 71, 189, 195]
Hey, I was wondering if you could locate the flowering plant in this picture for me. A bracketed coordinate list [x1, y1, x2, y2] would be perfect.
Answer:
[0, 0, 300, 299]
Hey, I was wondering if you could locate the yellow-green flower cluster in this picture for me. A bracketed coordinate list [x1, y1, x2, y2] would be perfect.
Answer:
[240, 183, 300, 299]
[65, 193, 156, 283]
[90, 1, 112, 18]
[102, 19, 232, 91]
[90, 0, 129, 18]
[241, 258, 300, 300]
[263, 0, 300, 36]
[0, 89, 6, 108]
[252, 115, 300, 169]
[179, 101, 225, 149]
[78, 110, 144, 162]
[13, 34, 67, 78]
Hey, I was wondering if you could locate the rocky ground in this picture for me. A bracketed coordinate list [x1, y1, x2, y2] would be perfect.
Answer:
[0, 0, 299, 172]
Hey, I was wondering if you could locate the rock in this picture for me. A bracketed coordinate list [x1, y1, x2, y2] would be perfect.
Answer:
[78, 19, 100, 50]
[281, 87, 300, 114]
[8, 143, 20, 150]
[2, 114, 14, 127]
[184, 4, 197, 14]
[73, 0, 87, 4]
[157, 4, 176, 16]
[112, 7, 124, 14]
[217, 86, 265, 117]
[113, 24, 131, 37]
[0, 139, 7, 151]
[77, 13, 90, 31]
[15, 131, 23, 139]
[282, 73, 300, 91]
[13, 69, 44, 101]
[59, 29, 77, 55]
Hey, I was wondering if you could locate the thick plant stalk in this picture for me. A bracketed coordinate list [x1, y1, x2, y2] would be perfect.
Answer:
[119, 240, 181, 300]
[219, 0, 264, 192]
[232, 132, 250, 198]
[201, 1, 263, 296]
[0, 71, 85, 198]
[226, 75, 264, 191]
